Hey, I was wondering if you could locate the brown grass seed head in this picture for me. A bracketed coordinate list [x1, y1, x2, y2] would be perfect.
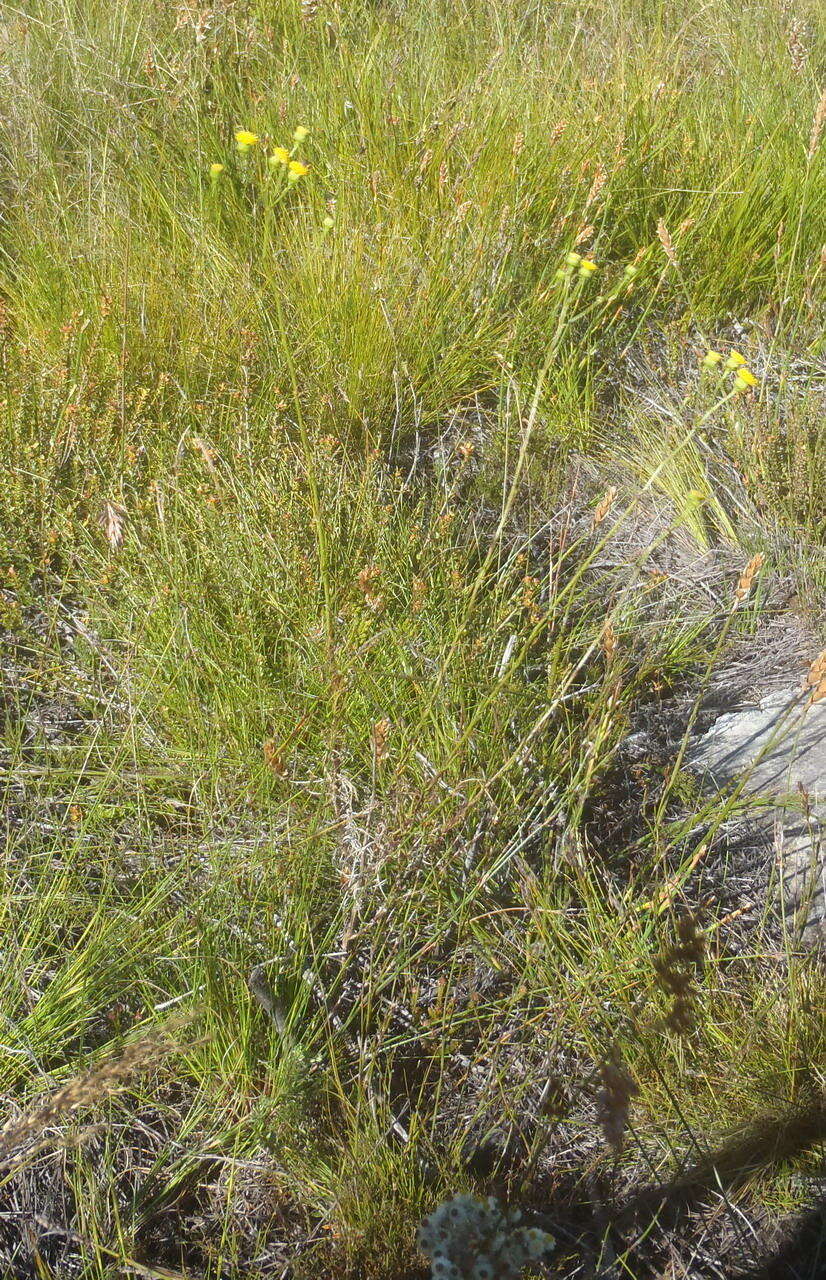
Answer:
[657, 217, 678, 266]
[653, 912, 705, 1035]
[597, 1050, 638, 1153]
[593, 485, 618, 526]
[808, 86, 826, 160]
[734, 551, 765, 603]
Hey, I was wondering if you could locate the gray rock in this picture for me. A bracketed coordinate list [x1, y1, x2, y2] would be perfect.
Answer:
[691, 688, 826, 949]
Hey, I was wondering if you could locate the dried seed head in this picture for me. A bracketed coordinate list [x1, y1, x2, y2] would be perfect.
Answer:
[190, 435, 218, 473]
[808, 86, 826, 161]
[372, 717, 390, 761]
[593, 485, 618, 527]
[521, 573, 542, 622]
[787, 19, 809, 73]
[263, 738, 286, 776]
[417, 148, 433, 179]
[597, 1050, 638, 1152]
[657, 218, 678, 267]
[0, 1022, 187, 1166]
[585, 164, 607, 208]
[357, 564, 384, 611]
[602, 621, 618, 664]
[804, 650, 826, 704]
[734, 552, 765, 603]
[653, 912, 705, 1035]
[774, 220, 785, 262]
[101, 500, 126, 551]
[411, 576, 428, 613]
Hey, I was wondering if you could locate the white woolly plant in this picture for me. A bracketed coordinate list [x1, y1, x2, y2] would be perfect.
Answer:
[416, 1194, 553, 1279]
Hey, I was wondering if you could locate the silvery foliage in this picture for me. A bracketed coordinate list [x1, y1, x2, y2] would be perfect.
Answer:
[417, 1194, 553, 1279]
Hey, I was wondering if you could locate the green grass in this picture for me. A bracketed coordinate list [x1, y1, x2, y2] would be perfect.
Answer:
[0, 0, 825, 1276]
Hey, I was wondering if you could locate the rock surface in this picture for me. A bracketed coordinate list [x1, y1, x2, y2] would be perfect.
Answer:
[691, 688, 826, 948]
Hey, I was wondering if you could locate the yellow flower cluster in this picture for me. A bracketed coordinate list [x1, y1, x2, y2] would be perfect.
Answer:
[211, 127, 311, 177]
[266, 127, 311, 180]
[555, 250, 598, 282]
[702, 348, 759, 393]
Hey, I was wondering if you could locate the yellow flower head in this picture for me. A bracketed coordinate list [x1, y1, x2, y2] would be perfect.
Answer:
[724, 350, 746, 370]
[293, 125, 310, 143]
[209, 162, 225, 177]
[235, 129, 259, 152]
[578, 259, 597, 276]
[269, 146, 290, 166]
[287, 160, 310, 180]
[734, 367, 758, 391]
[702, 350, 722, 367]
